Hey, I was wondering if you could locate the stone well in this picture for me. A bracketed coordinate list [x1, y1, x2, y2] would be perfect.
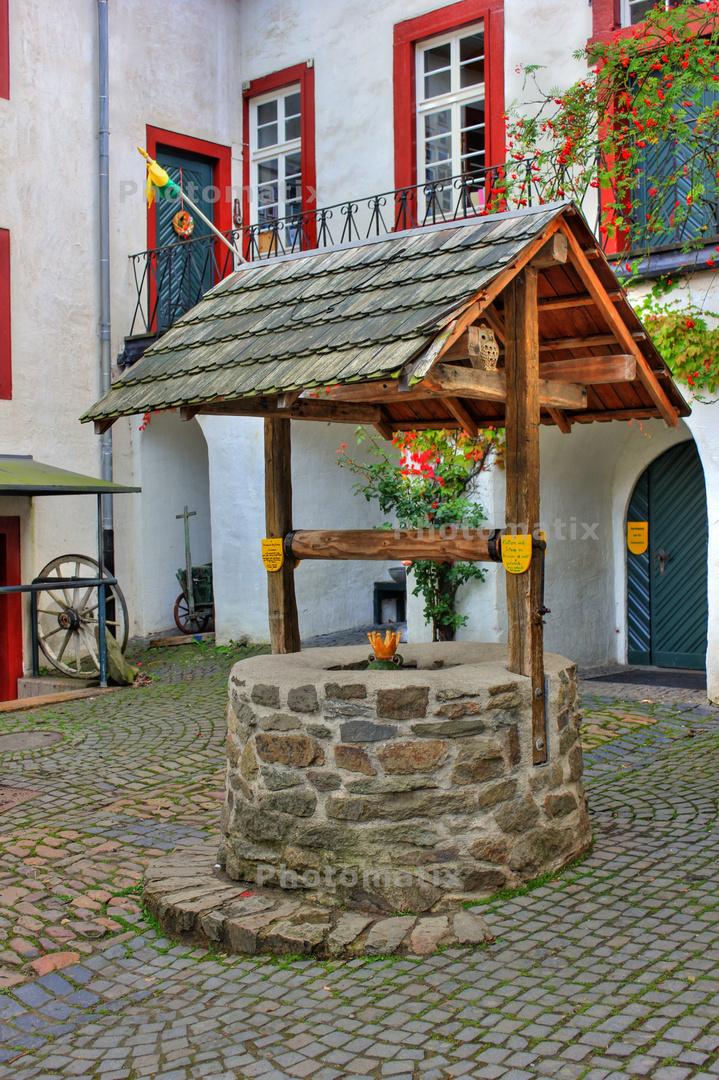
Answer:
[218, 642, 591, 912]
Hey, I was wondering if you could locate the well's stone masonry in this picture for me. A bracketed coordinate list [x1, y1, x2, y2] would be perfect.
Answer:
[218, 642, 592, 913]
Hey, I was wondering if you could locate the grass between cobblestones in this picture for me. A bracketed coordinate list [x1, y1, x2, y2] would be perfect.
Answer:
[0, 642, 718, 1079]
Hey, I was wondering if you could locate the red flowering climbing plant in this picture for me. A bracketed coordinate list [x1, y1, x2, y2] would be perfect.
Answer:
[338, 427, 505, 641]
[496, 1, 719, 393]
[499, 1, 719, 258]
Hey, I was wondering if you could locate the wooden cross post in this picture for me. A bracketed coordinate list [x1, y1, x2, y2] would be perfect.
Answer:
[504, 267, 547, 765]
[264, 417, 301, 654]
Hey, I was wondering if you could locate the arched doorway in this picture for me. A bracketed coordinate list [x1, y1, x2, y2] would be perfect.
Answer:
[627, 441, 708, 670]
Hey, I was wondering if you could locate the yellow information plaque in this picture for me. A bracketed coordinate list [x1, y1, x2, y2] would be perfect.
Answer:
[627, 521, 649, 555]
[501, 535, 533, 574]
[262, 538, 285, 572]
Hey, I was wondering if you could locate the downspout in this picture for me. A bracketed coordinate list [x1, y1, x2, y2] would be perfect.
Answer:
[98, 0, 114, 576]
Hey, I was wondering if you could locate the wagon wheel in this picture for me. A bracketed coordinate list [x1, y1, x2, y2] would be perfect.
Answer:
[174, 594, 212, 635]
[36, 554, 129, 679]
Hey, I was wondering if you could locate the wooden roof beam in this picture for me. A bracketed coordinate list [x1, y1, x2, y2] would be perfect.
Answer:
[94, 417, 117, 435]
[539, 331, 644, 351]
[421, 363, 587, 411]
[444, 397, 479, 437]
[538, 354, 636, 384]
[185, 397, 383, 425]
[536, 291, 622, 311]
[530, 232, 568, 268]
[401, 217, 565, 386]
[559, 220, 679, 428]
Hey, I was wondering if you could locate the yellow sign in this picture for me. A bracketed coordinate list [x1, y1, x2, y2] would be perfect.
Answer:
[627, 521, 649, 555]
[501, 535, 533, 574]
[262, 538, 285, 572]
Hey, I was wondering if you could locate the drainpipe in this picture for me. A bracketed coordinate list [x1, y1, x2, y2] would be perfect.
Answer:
[98, 0, 114, 577]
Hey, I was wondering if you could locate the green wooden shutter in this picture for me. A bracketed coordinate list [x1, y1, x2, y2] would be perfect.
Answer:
[633, 86, 719, 248]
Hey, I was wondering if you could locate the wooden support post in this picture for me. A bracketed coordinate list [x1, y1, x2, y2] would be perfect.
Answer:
[264, 418, 301, 654]
[504, 267, 547, 765]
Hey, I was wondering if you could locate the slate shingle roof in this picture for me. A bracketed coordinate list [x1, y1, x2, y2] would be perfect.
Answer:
[82, 204, 568, 423]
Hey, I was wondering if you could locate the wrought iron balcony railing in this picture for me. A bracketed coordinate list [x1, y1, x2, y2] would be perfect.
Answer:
[127, 161, 545, 339]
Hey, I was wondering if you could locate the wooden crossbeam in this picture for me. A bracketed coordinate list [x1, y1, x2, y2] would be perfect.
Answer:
[422, 364, 587, 411]
[287, 528, 495, 563]
[93, 417, 116, 435]
[539, 332, 644, 352]
[530, 232, 568, 268]
[182, 397, 382, 425]
[559, 221, 678, 428]
[445, 397, 479, 436]
[547, 408, 572, 434]
[538, 354, 636, 384]
[571, 407, 662, 423]
[536, 291, 622, 311]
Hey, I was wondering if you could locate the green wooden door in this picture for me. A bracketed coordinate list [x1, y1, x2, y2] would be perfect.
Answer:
[155, 146, 215, 332]
[627, 441, 708, 670]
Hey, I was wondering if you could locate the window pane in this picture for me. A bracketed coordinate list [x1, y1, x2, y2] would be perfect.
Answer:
[461, 100, 485, 132]
[285, 92, 301, 117]
[257, 100, 278, 126]
[425, 109, 451, 139]
[424, 69, 452, 99]
[460, 55, 484, 88]
[425, 136, 451, 164]
[460, 32, 484, 63]
[258, 159, 278, 184]
[423, 43, 451, 73]
[285, 115, 301, 141]
[258, 123, 278, 148]
[285, 153, 302, 180]
[426, 161, 453, 184]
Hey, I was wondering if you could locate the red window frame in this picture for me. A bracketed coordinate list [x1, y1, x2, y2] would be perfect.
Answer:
[145, 126, 232, 254]
[0, 229, 10, 399]
[393, 0, 504, 192]
[0, 0, 8, 100]
[0, 517, 22, 702]
[242, 62, 317, 247]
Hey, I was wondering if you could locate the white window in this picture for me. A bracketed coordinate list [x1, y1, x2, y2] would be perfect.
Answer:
[621, 0, 700, 26]
[416, 23, 485, 214]
[249, 85, 302, 244]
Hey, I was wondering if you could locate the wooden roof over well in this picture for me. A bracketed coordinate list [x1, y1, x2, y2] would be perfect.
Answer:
[83, 202, 689, 436]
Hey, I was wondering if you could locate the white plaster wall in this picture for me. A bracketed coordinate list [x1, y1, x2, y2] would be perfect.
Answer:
[199, 416, 393, 644]
[133, 412, 212, 635]
[238, 0, 592, 215]
[0, 0, 243, 662]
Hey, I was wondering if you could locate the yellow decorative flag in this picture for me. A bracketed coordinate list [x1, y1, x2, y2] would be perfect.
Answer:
[138, 147, 179, 207]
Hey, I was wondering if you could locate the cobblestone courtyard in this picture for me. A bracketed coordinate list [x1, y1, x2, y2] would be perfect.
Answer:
[1, 641, 719, 1080]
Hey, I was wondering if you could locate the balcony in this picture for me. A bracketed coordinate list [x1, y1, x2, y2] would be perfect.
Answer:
[124, 163, 546, 350]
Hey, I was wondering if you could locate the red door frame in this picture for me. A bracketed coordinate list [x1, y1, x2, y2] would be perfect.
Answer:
[145, 125, 233, 253]
[0, 0, 8, 100]
[242, 63, 317, 248]
[393, 0, 505, 191]
[0, 228, 10, 399]
[144, 127, 232, 332]
[0, 517, 22, 702]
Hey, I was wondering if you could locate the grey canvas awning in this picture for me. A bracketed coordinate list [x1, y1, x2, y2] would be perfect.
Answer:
[0, 456, 140, 496]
